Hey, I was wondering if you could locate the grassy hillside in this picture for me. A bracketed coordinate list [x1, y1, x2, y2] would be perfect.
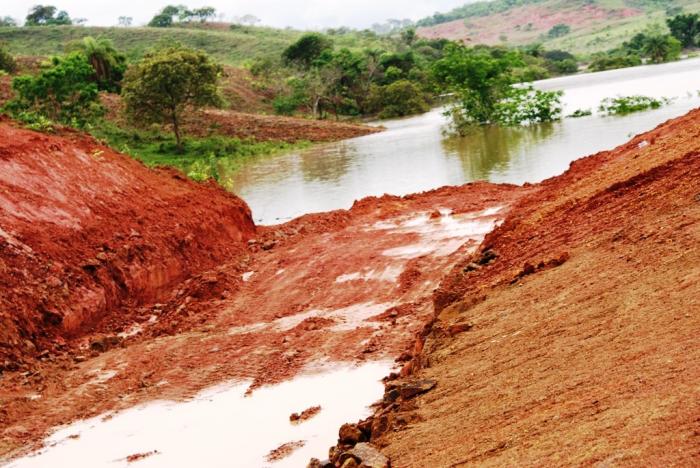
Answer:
[0, 24, 394, 66]
[417, 0, 700, 55]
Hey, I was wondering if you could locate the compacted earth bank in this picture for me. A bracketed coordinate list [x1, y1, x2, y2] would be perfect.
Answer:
[323, 110, 700, 467]
[0, 108, 698, 466]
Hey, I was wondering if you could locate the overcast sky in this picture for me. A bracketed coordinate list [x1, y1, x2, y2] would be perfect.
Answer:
[5, 1, 469, 29]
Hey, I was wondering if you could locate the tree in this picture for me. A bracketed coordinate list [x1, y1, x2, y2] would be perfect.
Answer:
[643, 33, 681, 63]
[283, 33, 334, 68]
[0, 44, 16, 73]
[367, 80, 430, 119]
[66, 37, 127, 92]
[0, 16, 17, 27]
[121, 46, 222, 150]
[192, 7, 216, 23]
[234, 14, 261, 26]
[148, 5, 187, 27]
[667, 13, 700, 48]
[4, 52, 100, 126]
[25, 5, 72, 26]
[432, 44, 561, 132]
[118, 16, 133, 27]
[547, 23, 571, 38]
[148, 13, 173, 28]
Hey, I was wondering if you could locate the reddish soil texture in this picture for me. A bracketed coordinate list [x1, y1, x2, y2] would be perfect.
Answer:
[0, 135, 526, 459]
[100, 93, 380, 144]
[418, 4, 640, 45]
[0, 117, 255, 375]
[337, 110, 700, 466]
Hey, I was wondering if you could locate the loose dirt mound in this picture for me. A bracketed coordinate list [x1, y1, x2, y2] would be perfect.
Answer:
[342, 110, 700, 466]
[0, 118, 255, 372]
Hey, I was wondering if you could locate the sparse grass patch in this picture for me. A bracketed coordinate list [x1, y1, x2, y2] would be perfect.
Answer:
[91, 122, 310, 183]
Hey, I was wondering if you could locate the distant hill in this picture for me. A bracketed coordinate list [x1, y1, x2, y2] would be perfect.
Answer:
[417, 0, 700, 55]
[0, 24, 394, 66]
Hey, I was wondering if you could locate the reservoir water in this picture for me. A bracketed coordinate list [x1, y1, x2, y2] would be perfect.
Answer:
[222, 57, 700, 225]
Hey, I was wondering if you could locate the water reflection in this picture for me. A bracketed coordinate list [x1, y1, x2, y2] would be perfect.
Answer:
[221, 58, 700, 225]
[299, 142, 356, 183]
[443, 123, 555, 181]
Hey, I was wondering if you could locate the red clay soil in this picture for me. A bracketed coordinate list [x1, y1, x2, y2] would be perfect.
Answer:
[333, 110, 700, 466]
[99, 94, 380, 143]
[0, 117, 255, 374]
[1, 108, 699, 466]
[0, 124, 526, 459]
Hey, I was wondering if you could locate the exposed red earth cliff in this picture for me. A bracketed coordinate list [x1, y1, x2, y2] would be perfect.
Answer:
[0, 118, 255, 373]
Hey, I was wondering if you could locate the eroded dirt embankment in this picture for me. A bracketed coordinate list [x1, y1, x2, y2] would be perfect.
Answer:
[0, 118, 255, 372]
[0, 122, 528, 460]
[328, 110, 700, 467]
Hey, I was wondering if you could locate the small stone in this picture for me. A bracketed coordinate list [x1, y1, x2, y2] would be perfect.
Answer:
[464, 262, 481, 272]
[448, 322, 473, 336]
[95, 252, 108, 261]
[345, 443, 390, 468]
[73, 355, 87, 363]
[477, 249, 498, 265]
[339, 423, 364, 445]
[89, 335, 123, 353]
[399, 379, 437, 400]
[340, 457, 359, 468]
[261, 240, 276, 251]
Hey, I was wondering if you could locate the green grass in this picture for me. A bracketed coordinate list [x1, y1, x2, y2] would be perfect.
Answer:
[0, 25, 396, 66]
[91, 122, 311, 184]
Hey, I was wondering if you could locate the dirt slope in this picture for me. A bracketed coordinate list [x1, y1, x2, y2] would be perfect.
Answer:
[0, 118, 255, 373]
[342, 110, 700, 466]
[0, 172, 527, 459]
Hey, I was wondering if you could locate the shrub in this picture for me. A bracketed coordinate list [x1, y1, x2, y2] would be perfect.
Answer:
[367, 80, 430, 119]
[0, 44, 16, 73]
[4, 52, 101, 127]
[598, 95, 666, 115]
[568, 108, 592, 118]
[493, 86, 563, 126]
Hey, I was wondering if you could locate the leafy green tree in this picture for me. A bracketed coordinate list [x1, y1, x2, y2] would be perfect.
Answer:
[282, 33, 333, 68]
[5, 53, 100, 126]
[121, 46, 222, 150]
[432, 44, 521, 126]
[25, 5, 72, 26]
[148, 13, 173, 28]
[667, 13, 699, 48]
[589, 52, 641, 71]
[66, 37, 126, 92]
[0, 16, 17, 27]
[433, 44, 561, 132]
[0, 44, 16, 73]
[367, 80, 430, 119]
[192, 7, 217, 23]
[643, 33, 681, 63]
[547, 23, 571, 38]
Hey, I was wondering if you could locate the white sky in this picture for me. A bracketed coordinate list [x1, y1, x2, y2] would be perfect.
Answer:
[4, 1, 469, 29]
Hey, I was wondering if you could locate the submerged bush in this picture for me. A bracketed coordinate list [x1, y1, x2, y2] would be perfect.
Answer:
[567, 108, 592, 118]
[493, 86, 563, 126]
[598, 95, 668, 116]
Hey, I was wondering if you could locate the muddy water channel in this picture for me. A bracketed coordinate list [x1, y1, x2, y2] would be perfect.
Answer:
[224, 57, 700, 225]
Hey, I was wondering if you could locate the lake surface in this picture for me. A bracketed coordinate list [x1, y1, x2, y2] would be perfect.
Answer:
[223, 58, 700, 225]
